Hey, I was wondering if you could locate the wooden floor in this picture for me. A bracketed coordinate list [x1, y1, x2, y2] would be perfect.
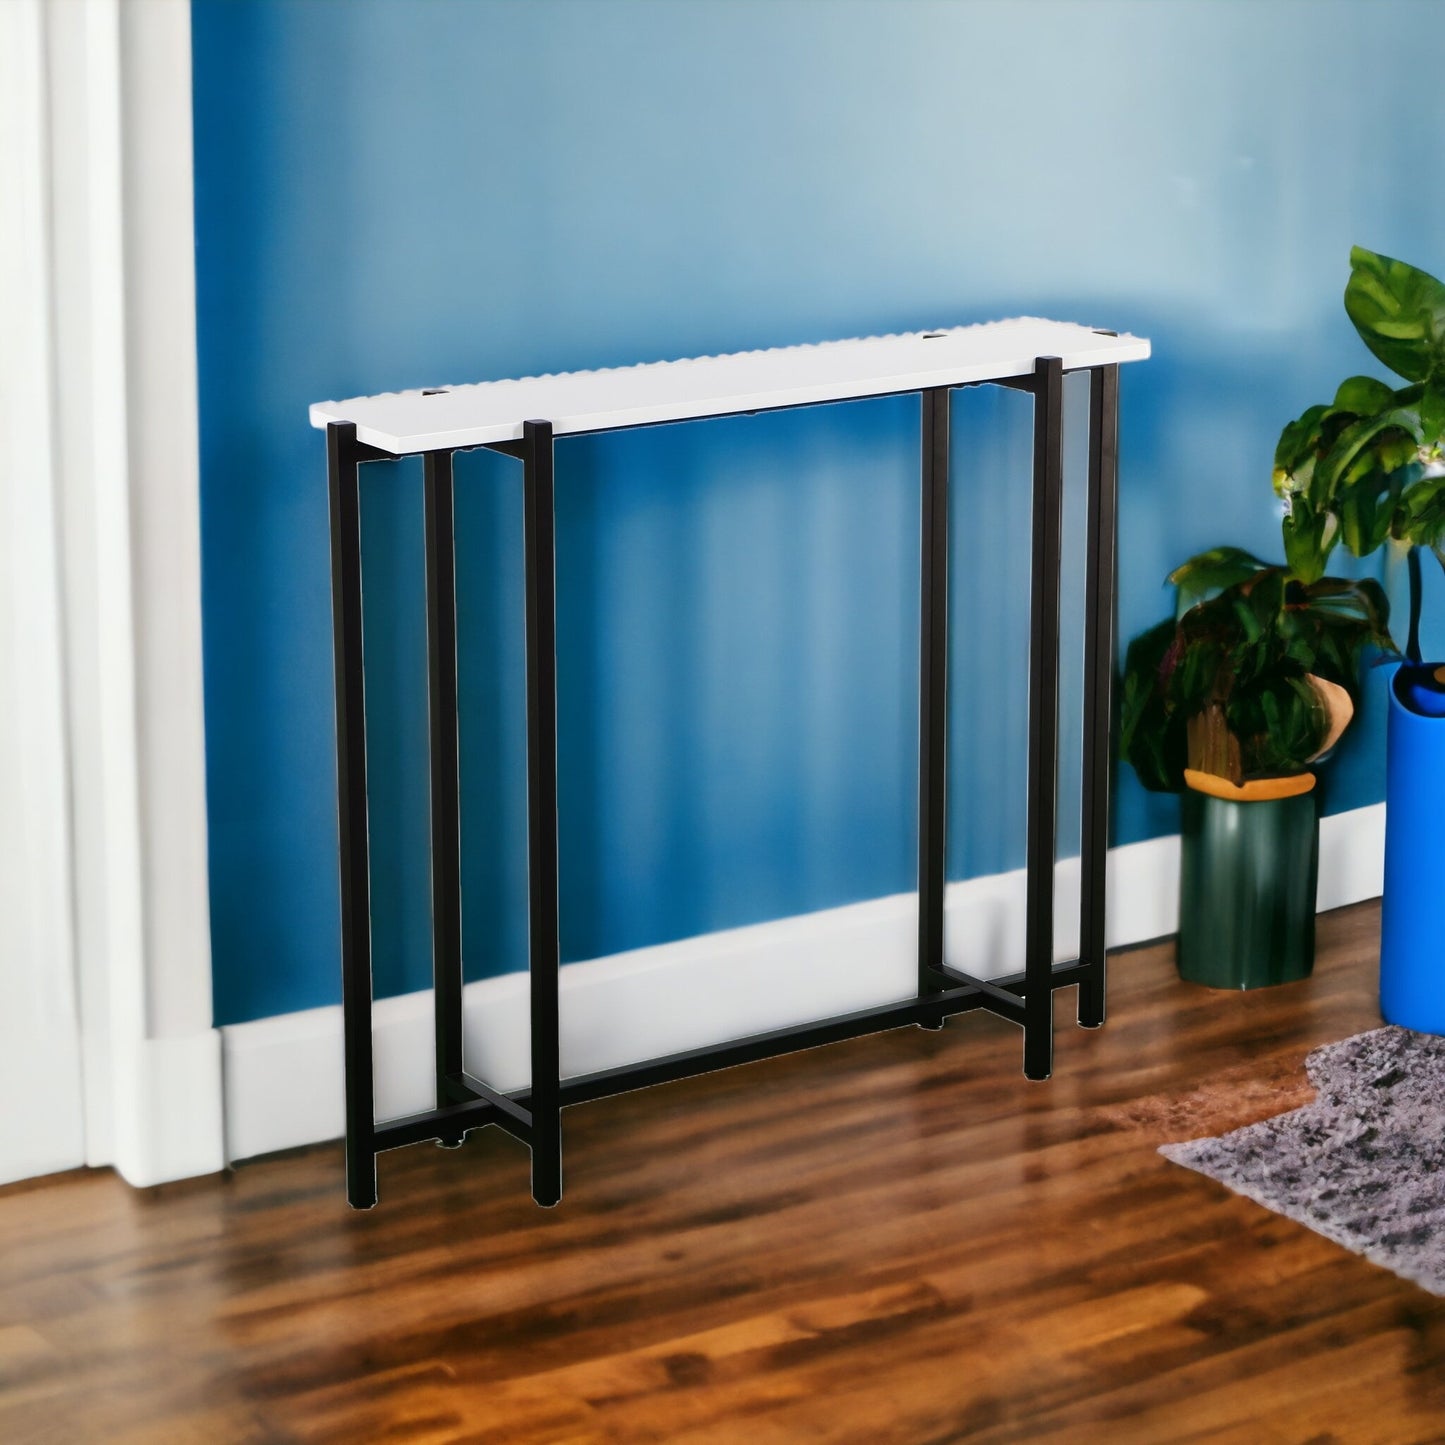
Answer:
[4, 900, 1444, 1445]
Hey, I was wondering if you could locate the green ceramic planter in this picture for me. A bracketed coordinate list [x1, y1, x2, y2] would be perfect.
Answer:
[1177, 787, 1320, 990]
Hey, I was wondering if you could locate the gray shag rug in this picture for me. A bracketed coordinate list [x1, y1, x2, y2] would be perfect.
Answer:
[1161, 1025, 1445, 1296]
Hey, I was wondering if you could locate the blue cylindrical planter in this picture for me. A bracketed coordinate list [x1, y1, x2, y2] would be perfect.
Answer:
[1380, 666, 1445, 1034]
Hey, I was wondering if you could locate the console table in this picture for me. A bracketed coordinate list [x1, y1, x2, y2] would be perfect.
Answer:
[310, 318, 1150, 1209]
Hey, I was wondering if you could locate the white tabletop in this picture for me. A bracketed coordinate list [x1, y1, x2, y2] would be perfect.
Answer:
[310, 318, 1149, 456]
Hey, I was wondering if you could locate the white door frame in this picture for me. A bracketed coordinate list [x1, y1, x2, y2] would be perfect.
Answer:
[0, 0, 222, 1189]
[0, 0, 87, 1188]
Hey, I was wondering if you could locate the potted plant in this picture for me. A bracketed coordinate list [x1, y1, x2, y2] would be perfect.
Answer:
[1121, 548, 1391, 989]
[1272, 246, 1445, 1028]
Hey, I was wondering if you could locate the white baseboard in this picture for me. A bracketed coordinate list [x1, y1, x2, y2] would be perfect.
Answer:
[112, 1029, 226, 1187]
[1318, 801, 1386, 909]
[222, 802, 1385, 1163]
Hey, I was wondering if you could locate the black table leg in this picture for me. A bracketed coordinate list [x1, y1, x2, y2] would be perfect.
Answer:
[327, 422, 378, 1208]
[523, 420, 563, 1206]
[424, 450, 467, 1142]
[1024, 357, 1064, 1081]
[1078, 365, 1119, 1029]
[917, 387, 951, 1028]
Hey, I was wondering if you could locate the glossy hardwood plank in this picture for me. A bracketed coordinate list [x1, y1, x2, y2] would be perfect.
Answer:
[3, 901, 1443, 1443]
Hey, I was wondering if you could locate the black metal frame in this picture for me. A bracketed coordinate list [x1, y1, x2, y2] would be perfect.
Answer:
[324, 355, 1121, 1209]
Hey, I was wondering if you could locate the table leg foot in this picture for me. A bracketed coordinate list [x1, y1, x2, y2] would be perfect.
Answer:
[346, 1158, 378, 1210]
[1023, 1018, 1054, 1081]
[531, 1159, 562, 1209]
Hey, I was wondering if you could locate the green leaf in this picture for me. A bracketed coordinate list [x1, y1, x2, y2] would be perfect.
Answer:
[1237, 675, 1327, 776]
[1295, 575, 1395, 661]
[1337, 483, 1379, 556]
[1377, 431, 1421, 474]
[1173, 646, 1220, 715]
[1399, 473, 1445, 550]
[1118, 619, 1188, 792]
[1332, 375, 1397, 414]
[1420, 387, 1445, 445]
[1168, 546, 1267, 615]
[1344, 246, 1445, 384]
[1312, 407, 1421, 501]
[1245, 568, 1286, 632]
[1274, 403, 1331, 484]
[1282, 499, 1336, 582]
[1274, 403, 1361, 502]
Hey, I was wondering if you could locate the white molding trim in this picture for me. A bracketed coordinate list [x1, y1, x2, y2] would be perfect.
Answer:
[1, 0, 222, 1190]
[103, 0, 220, 1186]
[223, 803, 1384, 1164]
[1318, 800, 1386, 908]
[119, 0, 213, 1043]
[115, 1032, 224, 1187]
[0, 0, 88, 1188]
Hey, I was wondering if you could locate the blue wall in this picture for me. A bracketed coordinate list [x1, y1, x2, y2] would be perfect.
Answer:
[193, 0, 1445, 1026]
